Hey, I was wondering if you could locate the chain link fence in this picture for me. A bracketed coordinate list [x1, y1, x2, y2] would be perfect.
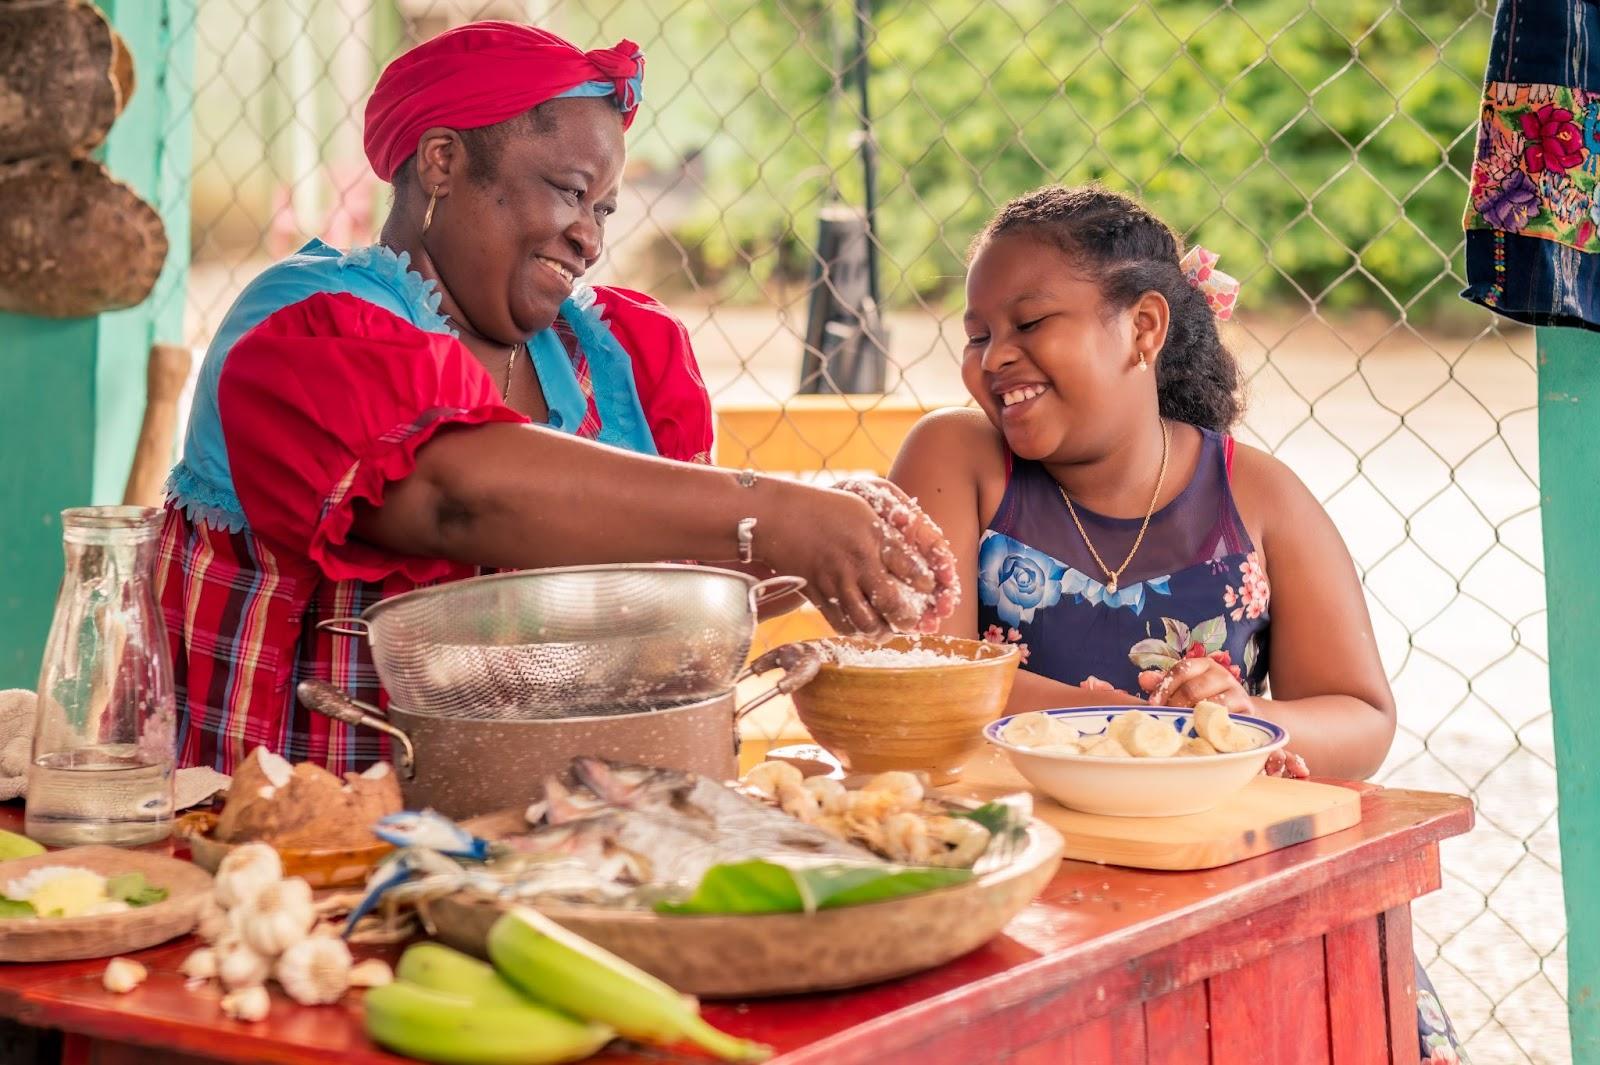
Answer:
[159, 0, 1557, 1059]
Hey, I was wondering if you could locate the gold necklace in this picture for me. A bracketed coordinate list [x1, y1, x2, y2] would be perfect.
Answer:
[503, 342, 521, 402]
[1057, 419, 1171, 595]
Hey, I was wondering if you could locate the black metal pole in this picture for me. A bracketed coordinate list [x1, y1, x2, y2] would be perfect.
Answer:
[854, 0, 880, 310]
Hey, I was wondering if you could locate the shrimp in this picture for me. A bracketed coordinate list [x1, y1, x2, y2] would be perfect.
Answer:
[861, 770, 925, 806]
[875, 813, 990, 867]
[926, 817, 991, 868]
[743, 760, 803, 799]
[881, 812, 931, 864]
[776, 780, 821, 823]
[802, 776, 850, 816]
[848, 770, 925, 820]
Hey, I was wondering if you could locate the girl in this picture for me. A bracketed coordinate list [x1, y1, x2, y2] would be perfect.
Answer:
[890, 184, 1466, 1059]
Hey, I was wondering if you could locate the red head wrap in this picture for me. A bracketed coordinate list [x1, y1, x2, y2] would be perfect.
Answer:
[363, 21, 644, 182]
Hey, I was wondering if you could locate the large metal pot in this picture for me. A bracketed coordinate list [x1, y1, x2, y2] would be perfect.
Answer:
[298, 681, 759, 819]
[317, 566, 805, 721]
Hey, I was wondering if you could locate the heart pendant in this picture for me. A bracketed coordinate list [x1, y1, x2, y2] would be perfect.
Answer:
[1107, 577, 1118, 594]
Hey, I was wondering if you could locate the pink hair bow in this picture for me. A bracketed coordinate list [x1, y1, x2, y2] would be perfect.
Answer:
[1179, 246, 1240, 321]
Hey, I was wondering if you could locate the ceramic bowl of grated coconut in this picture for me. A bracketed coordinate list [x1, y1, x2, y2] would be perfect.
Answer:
[787, 635, 1021, 785]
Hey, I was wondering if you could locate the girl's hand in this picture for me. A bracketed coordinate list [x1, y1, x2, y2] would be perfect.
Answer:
[1264, 750, 1310, 779]
[1139, 660, 1309, 779]
[1138, 657, 1252, 713]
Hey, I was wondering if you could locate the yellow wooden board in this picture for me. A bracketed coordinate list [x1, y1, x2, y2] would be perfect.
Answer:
[947, 746, 1362, 871]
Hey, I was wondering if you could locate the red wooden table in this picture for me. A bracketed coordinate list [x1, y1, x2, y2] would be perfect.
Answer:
[0, 785, 1471, 1065]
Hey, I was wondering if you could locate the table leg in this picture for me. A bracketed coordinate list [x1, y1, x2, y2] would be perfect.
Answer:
[1378, 905, 1421, 1065]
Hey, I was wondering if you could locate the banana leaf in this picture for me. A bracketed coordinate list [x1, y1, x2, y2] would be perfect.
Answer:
[657, 859, 971, 916]
[0, 896, 36, 918]
[107, 872, 168, 907]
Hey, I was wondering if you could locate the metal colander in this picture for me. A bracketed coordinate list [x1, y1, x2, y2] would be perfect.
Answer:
[318, 565, 804, 721]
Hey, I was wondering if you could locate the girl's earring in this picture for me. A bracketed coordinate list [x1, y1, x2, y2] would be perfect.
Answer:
[1138, 350, 1149, 372]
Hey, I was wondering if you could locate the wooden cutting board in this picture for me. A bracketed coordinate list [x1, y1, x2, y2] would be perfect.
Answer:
[0, 845, 213, 962]
[946, 746, 1362, 871]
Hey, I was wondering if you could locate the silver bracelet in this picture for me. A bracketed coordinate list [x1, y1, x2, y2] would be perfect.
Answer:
[737, 517, 757, 564]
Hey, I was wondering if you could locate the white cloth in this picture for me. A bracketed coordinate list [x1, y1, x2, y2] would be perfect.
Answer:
[0, 689, 229, 809]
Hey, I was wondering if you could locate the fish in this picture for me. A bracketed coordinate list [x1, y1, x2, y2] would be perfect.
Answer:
[507, 757, 882, 891]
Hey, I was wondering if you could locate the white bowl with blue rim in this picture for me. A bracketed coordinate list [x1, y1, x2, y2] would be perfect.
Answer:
[984, 707, 1288, 818]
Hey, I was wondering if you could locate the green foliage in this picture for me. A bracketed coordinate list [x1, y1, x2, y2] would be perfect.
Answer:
[672, 0, 1490, 319]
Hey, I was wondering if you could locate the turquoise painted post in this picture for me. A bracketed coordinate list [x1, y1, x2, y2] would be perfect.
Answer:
[0, 0, 195, 687]
[1541, 325, 1600, 1060]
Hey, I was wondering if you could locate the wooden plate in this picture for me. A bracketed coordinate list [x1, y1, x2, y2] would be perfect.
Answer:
[175, 812, 391, 889]
[0, 846, 213, 963]
[428, 819, 1064, 998]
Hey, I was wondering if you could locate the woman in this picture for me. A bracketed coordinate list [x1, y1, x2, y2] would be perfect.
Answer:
[890, 185, 1395, 780]
[160, 22, 955, 774]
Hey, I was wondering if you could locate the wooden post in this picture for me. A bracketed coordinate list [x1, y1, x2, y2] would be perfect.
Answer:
[0, 0, 195, 686]
[1541, 325, 1600, 1060]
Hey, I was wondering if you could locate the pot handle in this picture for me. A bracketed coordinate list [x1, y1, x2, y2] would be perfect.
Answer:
[295, 679, 415, 780]
[747, 575, 807, 613]
[316, 617, 371, 639]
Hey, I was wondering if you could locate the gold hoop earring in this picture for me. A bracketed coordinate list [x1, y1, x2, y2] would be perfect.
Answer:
[423, 185, 439, 233]
[1138, 351, 1149, 372]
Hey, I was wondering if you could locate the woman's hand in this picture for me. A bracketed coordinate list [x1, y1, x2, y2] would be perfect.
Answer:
[1139, 657, 1252, 713]
[756, 483, 958, 636]
[836, 477, 960, 631]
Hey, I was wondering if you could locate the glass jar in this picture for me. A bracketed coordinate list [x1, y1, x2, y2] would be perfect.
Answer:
[25, 507, 176, 847]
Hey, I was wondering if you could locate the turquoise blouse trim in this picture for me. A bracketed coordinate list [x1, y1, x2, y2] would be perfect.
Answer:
[550, 285, 657, 456]
[167, 239, 455, 530]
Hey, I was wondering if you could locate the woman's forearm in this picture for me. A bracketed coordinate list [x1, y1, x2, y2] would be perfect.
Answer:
[1245, 694, 1395, 781]
[357, 423, 796, 569]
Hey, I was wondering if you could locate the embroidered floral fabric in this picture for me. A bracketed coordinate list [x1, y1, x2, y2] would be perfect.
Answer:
[1466, 84, 1598, 252]
[1460, 1, 1600, 332]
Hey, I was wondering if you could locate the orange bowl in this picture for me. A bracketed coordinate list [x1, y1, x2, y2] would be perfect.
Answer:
[788, 635, 1020, 785]
[174, 811, 392, 889]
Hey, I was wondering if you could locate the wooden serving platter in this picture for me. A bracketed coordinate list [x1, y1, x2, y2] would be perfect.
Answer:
[949, 746, 1362, 871]
[0, 845, 214, 962]
[438, 811, 1065, 998]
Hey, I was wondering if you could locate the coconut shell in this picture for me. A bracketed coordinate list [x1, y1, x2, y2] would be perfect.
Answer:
[214, 748, 294, 843]
[0, 2, 124, 160]
[216, 754, 404, 850]
[0, 155, 167, 317]
[267, 763, 368, 850]
[342, 765, 404, 835]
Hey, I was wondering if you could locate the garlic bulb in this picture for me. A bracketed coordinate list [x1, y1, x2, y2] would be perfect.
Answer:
[215, 934, 273, 990]
[236, 876, 314, 957]
[194, 894, 231, 942]
[102, 957, 147, 994]
[180, 947, 217, 981]
[274, 936, 352, 1005]
[347, 958, 394, 988]
[221, 985, 271, 1022]
[213, 842, 282, 909]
